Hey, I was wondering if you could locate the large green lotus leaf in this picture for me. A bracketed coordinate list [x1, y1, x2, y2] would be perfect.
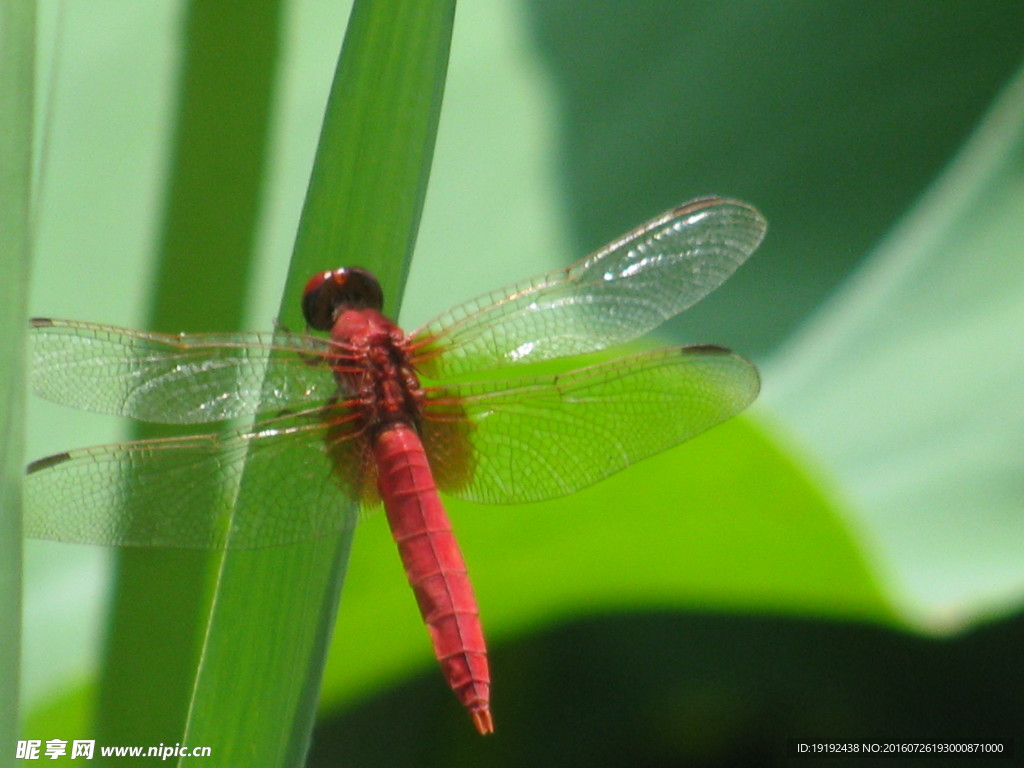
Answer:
[764, 67, 1024, 630]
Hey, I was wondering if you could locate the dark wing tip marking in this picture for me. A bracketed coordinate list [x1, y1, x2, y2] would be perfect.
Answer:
[30, 317, 55, 328]
[670, 195, 727, 214]
[682, 344, 732, 355]
[27, 452, 73, 474]
[669, 195, 760, 216]
[678, 343, 762, 400]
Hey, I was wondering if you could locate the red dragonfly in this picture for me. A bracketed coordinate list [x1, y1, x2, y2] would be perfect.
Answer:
[26, 196, 766, 734]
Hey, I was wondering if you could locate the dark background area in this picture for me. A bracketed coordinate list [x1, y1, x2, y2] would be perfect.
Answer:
[311, 611, 1022, 766]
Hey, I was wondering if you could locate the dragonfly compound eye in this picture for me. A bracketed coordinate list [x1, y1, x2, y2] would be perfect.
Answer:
[302, 267, 385, 330]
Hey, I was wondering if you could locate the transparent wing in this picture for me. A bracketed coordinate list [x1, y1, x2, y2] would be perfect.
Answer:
[30, 319, 340, 423]
[24, 407, 368, 549]
[422, 346, 759, 504]
[412, 197, 766, 380]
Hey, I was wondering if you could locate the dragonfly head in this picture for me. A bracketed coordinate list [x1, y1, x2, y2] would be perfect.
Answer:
[302, 267, 385, 331]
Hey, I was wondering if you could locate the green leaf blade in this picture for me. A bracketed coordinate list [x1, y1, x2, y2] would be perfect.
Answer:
[1, 0, 34, 757]
[172, 1, 456, 764]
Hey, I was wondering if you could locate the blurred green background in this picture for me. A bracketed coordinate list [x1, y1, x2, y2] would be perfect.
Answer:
[20, 1, 1024, 765]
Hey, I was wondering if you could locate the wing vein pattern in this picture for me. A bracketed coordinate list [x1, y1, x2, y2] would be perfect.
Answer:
[413, 198, 766, 380]
[423, 346, 759, 504]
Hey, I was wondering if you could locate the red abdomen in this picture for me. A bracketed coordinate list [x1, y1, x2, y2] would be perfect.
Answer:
[373, 425, 493, 734]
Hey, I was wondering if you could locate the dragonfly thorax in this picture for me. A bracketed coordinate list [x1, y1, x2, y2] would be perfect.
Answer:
[330, 307, 424, 439]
